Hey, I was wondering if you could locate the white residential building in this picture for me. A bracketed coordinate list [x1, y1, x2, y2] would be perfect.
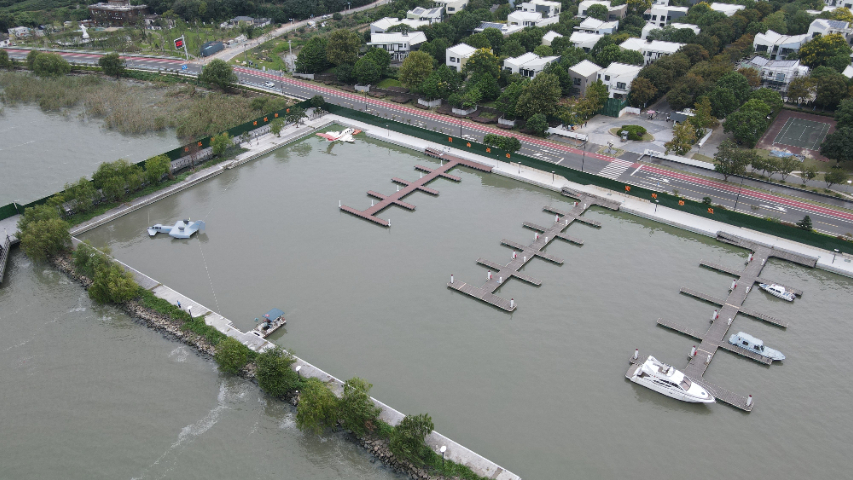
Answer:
[577, 1, 628, 21]
[508, 2, 561, 29]
[446, 43, 478, 72]
[807, 18, 853, 39]
[370, 17, 429, 34]
[619, 38, 685, 64]
[568, 59, 602, 96]
[753, 30, 811, 61]
[433, 0, 468, 15]
[407, 7, 444, 24]
[596, 62, 643, 99]
[574, 17, 619, 35]
[474, 21, 524, 36]
[368, 31, 428, 61]
[643, 5, 689, 28]
[570, 32, 604, 52]
[641, 22, 700, 39]
[709, 3, 746, 16]
[503, 52, 561, 78]
[542, 30, 564, 46]
[742, 56, 810, 93]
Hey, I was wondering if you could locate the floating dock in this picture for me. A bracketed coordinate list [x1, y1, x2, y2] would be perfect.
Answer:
[340, 148, 492, 227]
[0, 214, 21, 285]
[641, 233, 817, 411]
[448, 190, 619, 311]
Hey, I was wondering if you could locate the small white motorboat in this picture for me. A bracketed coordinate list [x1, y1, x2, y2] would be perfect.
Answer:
[729, 332, 785, 361]
[148, 219, 205, 239]
[758, 283, 794, 302]
[627, 355, 715, 404]
[315, 127, 361, 143]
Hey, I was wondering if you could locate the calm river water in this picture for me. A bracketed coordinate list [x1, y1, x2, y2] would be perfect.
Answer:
[75, 132, 853, 479]
[0, 104, 179, 205]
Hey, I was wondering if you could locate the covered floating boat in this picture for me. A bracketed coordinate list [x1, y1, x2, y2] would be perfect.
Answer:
[729, 332, 785, 361]
[627, 355, 715, 404]
[252, 308, 286, 338]
[315, 127, 361, 142]
[758, 283, 795, 302]
[148, 219, 205, 239]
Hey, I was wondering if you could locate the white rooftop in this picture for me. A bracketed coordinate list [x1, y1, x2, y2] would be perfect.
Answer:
[507, 52, 540, 65]
[709, 2, 745, 15]
[543, 31, 563, 42]
[755, 30, 810, 47]
[620, 37, 684, 53]
[447, 43, 477, 57]
[569, 59, 602, 77]
[843, 65, 853, 79]
[511, 11, 544, 21]
[369, 31, 428, 44]
[600, 61, 643, 75]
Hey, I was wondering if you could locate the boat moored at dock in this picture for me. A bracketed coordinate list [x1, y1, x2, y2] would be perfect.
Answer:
[728, 332, 785, 361]
[627, 355, 715, 404]
[758, 283, 795, 302]
[252, 308, 286, 338]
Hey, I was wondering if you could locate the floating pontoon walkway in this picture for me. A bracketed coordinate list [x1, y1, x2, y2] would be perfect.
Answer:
[340, 148, 492, 227]
[0, 214, 20, 285]
[640, 233, 817, 411]
[448, 191, 619, 311]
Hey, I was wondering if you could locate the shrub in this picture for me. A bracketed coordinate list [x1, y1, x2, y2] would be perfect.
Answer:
[702, 196, 713, 205]
[17, 204, 71, 262]
[296, 378, 340, 434]
[214, 337, 251, 374]
[339, 377, 381, 436]
[618, 125, 647, 140]
[88, 259, 139, 304]
[389, 413, 434, 465]
[256, 346, 300, 398]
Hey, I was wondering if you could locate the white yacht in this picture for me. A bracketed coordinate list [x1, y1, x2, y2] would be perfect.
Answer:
[627, 355, 715, 404]
[758, 283, 794, 302]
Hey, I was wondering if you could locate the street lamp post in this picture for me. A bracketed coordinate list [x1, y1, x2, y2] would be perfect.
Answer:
[833, 249, 840, 263]
[581, 141, 586, 172]
[733, 174, 746, 211]
[386, 124, 389, 137]
[439, 446, 446, 467]
[654, 199, 659, 212]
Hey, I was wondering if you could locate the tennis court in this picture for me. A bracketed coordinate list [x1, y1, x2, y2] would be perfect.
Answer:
[772, 117, 831, 150]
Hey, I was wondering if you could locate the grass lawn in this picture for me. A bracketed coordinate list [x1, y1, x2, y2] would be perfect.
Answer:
[377, 78, 403, 88]
[692, 153, 714, 162]
[755, 149, 853, 175]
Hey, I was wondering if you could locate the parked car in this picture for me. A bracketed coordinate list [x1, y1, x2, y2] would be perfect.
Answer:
[264, 81, 275, 88]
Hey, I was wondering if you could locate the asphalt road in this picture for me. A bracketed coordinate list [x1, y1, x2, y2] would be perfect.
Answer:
[5, 47, 853, 238]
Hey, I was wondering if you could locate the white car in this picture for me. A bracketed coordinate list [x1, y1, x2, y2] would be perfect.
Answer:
[264, 81, 275, 88]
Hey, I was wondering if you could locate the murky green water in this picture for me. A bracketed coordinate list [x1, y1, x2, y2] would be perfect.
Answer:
[0, 104, 179, 205]
[0, 250, 403, 480]
[75, 132, 853, 479]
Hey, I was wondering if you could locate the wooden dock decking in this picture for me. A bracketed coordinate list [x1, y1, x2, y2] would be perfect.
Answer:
[340, 149, 492, 227]
[647, 235, 815, 412]
[449, 195, 617, 311]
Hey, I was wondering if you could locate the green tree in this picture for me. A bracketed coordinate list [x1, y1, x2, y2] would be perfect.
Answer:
[618, 49, 645, 66]
[63, 177, 99, 213]
[799, 34, 852, 68]
[286, 106, 307, 126]
[801, 165, 818, 185]
[586, 4, 608, 20]
[816, 73, 848, 108]
[500, 39, 526, 58]
[98, 52, 125, 78]
[628, 77, 657, 107]
[525, 113, 549, 137]
[0, 49, 11, 69]
[723, 109, 769, 147]
[627, 0, 652, 15]
[465, 33, 492, 50]
[353, 57, 381, 85]
[389, 413, 435, 465]
[210, 132, 231, 155]
[419, 65, 462, 100]
[255, 346, 299, 398]
[214, 337, 250, 375]
[595, 44, 623, 68]
[26, 49, 40, 70]
[740, 98, 772, 118]
[296, 378, 340, 434]
[714, 139, 751, 181]
[764, 11, 787, 35]
[296, 36, 331, 73]
[33, 53, 70, 77]
[17, 204, 70, 262]
[310, 95, 325, 108]
[776, 156, 799, 182]
[338, 377, 381, 436]
[199, 59, 237, 91]
[270, 117, 285, 136]
[462, 49, 500, 81]
[73, 241, 112, 278]
[494, 79, 527, 118]
[88, 260, 138, 304]
[326, 29, 361, 66]
[484, 133, 522, 152]
[796, 215, 813, 231]
[515, 73, 562, 119]
[665, 120, 697, 155]
[145, 155, 172, 184]
[835, 98, 853, 128]
[399, 51, 434, 91]
[585, 79, 610, 112]
[750, 88, 783, 113]
[533, 45, 553, 57]
[715, 71, 752, 104]
[825, 166, 849, 187]
[787, 76, 814, 103]
[820, 127, 853, 163]
[690, 96, 717, 134]
[363, 47, 391, 75]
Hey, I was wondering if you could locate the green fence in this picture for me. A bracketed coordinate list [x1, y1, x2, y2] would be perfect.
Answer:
[599, 98, 628, 117]
[323, 102, 852, 253]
